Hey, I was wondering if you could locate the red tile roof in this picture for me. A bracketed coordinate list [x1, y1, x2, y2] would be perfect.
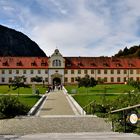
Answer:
[0, 56, 140, 69]
[64, 57, 140, 69]
[0, 57, 48, 69]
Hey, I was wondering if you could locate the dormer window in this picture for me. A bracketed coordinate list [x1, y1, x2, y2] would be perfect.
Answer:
[31, 61, 37, 66]
[2, 61, 8, 66]
[91, 63, 96, 66]
[103, 63, 109, 67]
[16, 61, 22, 66]
[53, 60, 61, 66]
[129, 63, 134, 67]
[66, 63, 71, 67]
[116, 63, 122, 67]
[41, 62, 47, 66]
[78, 62, 83, 66]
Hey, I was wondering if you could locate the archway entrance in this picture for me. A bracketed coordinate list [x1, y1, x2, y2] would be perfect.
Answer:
[53, 77, 61, 85]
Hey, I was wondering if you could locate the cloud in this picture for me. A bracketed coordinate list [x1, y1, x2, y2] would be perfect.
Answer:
[0, 0, 140, 56]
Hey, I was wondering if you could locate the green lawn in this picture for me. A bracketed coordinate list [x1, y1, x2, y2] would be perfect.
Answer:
[18, 95, 41, 108]
[0, 85, 46, 109]
[65, 84, 136, 108]
[73, 94, 118, 108]
[66, 84, 136, 95]
[0, 85, 47, 95]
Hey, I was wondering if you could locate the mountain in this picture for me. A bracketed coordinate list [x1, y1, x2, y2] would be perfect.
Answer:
[114, 45, 140, 57]
[0, 25, 46, 57]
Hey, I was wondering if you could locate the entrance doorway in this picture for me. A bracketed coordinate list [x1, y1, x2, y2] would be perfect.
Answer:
[53, 77, 61, 85]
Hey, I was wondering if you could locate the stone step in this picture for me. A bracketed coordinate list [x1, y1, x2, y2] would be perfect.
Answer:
[0, 116, 111, 135]
[2, 132, 140, 140]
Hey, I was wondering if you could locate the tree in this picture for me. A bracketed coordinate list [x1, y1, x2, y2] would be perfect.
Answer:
[76, 75, 97, 93]
[0, 95, 29, 118]
[11, 76, 29, 96]
[32, 76, 43, 83]
[127, 79, 140, 91]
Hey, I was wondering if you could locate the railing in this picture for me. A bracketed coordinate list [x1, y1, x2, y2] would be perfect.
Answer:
[83, 100, 96, 114]
[110, 104, 140, 132]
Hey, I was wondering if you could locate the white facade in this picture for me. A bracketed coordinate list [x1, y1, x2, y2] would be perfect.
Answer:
[0, 49, 140, 85]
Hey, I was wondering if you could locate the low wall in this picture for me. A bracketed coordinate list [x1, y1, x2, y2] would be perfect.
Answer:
[63, 87, 86, 115]
[28, 94, 47, 116]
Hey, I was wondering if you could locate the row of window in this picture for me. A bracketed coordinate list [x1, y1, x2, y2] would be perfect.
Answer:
[64, 77, 140, 83]
[0, 69, 48, 74]
[64, 69, 140, 74]
[1, 77, 48, 83]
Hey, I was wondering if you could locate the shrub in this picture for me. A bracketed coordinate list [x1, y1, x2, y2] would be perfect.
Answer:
[0, 95, 29, 118]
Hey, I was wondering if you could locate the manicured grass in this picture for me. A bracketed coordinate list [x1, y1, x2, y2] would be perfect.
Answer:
[18, 95, 41, 108]
[0, 85, 47, 95]
[66, 84, 136, 95]
[73, 94, 118, 108]
[0, 85, 46, 109]
[65, 84, 136, 108]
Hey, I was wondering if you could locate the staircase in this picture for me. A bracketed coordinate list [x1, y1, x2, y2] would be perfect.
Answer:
[0, 116, 111, 135]
[20, 132, 140, 140]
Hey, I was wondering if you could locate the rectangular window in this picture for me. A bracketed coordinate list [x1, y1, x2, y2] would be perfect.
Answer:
[31, 77, 34, 82]
[24, 78, 26, 82]
[78, 69, 81, 74]
[97, 70, 101, 74]
[2, 70, 5, 74]
[30, 70, 34, 74]
[104, 77, 107, 82]
[136, 77, 140, 81]
[45, 78, 48, 82]
[23, 70, 26, 74]
[117, 69, 120, 74]
[9, 77, 12, 83]
[65, 77, 68, 82]
[71, 70, 74, 74]
[45, 70, 48, 74]
[38, 70, 41, 74]
[84, 70, 87, 74]
[16, 70, 19, 74]
[91, 69, 94, 74]
[111, 70, 114, 74]
[104, 69, 107, 74]
[9, 70, 12, 74]
[130, 70, 133, 74]
[111, 77, 114, 82]
[64, 70, 68, 74]
[2, 77, 5, 82]
[136, 69, 140, 74]
[124, 77, 127, 82]
[117, 77, 121, 82]
[124, 70, 127, 74]
[71, 77, 74, 83]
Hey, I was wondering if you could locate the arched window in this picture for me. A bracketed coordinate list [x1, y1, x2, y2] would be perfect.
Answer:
[53, 60, 61, 66]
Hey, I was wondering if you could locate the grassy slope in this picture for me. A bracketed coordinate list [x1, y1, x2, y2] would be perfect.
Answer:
[0, 85, 47, 108]
[18, 95, 41, 108]
[65, 84, 136, 107]
[66, 84, 135, 94]
[0, 85, 47, 95]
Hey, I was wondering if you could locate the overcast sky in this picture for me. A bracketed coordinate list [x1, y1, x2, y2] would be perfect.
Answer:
[0, 0, 140, 56]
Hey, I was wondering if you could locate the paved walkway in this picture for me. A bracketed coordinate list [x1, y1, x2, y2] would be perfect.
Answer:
[38, 90, 75, 116]
[1, 132, 140, 140]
